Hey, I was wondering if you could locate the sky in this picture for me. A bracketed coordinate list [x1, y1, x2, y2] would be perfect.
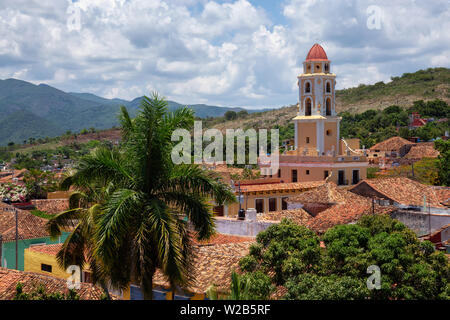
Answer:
[0, 0, 449, 109]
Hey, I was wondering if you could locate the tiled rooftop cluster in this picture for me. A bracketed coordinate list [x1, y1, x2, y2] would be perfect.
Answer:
[0, 268, 108, 300]
[31, 199, 69, 215]
[153, 241, 253, 294]
[352, 177, 446, 208]
[369, 136, 414, 152]
[404, 144, 440, 159]
[0, 202, 49, 242]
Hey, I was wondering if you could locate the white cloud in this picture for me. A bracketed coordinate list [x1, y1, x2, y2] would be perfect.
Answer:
[0, 0, 448, 108]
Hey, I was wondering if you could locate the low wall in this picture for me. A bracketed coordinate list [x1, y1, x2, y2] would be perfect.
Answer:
[215, 217, 275, 237]
[390, 210, 450, 237]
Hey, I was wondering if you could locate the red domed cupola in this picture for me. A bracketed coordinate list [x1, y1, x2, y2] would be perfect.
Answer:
[305, 43, 329, 61]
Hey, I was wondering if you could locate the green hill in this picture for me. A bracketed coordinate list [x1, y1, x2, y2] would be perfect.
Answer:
[0, 79, 257, 145]
[336, 67, 450, 113]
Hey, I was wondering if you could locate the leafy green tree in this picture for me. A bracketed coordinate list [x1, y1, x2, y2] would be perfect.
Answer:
[14, 282, 80, 300]
[284, 274, 369, 300]
[224, 110, 237, 121]
[435, 139, 450, 186]
[23, 169, 59, 199]
[236, 215, 449, 300]
[239, 219, 321, 285]
[48, 93, 236, 300]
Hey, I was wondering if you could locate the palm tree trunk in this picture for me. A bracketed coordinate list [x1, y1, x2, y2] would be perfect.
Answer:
[142, 275, 154, 300]
[100, 282, 112, 300]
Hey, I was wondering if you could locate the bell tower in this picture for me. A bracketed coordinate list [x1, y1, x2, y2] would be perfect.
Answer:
[294, 43, 341, 156]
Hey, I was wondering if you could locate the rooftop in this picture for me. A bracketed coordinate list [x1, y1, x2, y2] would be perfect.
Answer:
[350, 177, 446, 208]
[404, 144, 440, 159]
[305, 43, 329, 61]
[258, 208, 313, 225]
[238, 181, 324, 193]
[288, 182, 347, 204]
[369, 136, 414, 152]
[153, 242, 254, 294]
[0, 267, 110, 300]
[0, 202, 49, 242]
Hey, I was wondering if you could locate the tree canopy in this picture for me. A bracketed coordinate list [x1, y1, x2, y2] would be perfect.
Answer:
[235, 216, 449, 300]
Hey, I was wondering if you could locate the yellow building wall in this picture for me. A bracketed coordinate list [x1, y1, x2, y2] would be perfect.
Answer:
[324, 122, 339, 153]
[297, 122, 317, 150]
[226, 190, 303, 217]
[279, 165, 367, 185]
[24, 249, 68, 280]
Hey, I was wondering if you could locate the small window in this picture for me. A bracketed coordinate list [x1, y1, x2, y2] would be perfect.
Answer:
[306, 137, 310, 144]
[282, 197, 288, 210]
[305, 82, 311, 93]
[41, 264, 52, 273]
[277, 169, 281, 178]
[292, 170, 298, 183]
[269, 198, 277, 212]
[324, 170, 329, 179]
[255, 199, 264, 213]
[306, 170, 310, 175]
[326, 130, 331, 136]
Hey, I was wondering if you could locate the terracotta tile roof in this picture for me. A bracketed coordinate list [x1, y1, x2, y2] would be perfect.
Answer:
[404, 144, 440, 159]
[369, 136, 414, 152]
[27, 243, 62, 255]
[31, 199, 69, 215]
[265, 181, 397, 234]
[351, 177, 445, 208]
[153, 242, 254, 294]
[288, 182, 347, 204]
[192, 233, 254, 246]
[258, 208, 313, 225]
[0, 267, 110, 300]
[433, 187, 450, 207]
[305, 43, 329, 61]
[239, 181, 324, 193]
[0, 169, 27, 183]
[0, 202, 49, 242]
[306, 200, 396, 234]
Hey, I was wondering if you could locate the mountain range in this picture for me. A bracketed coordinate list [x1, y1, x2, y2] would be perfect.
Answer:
[1, 67, 449, 146]
[0, 79, 257, 145]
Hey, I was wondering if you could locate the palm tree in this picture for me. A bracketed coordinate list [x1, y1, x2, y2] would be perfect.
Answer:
[48, 93, 236, 299]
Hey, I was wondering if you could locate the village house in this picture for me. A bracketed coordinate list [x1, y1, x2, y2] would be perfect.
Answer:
[349, 177, 450, 235]
[22, 234, 254, 300]
[0, 201, 69, 270]
[259, 44, 368, 186]
[368, 136, 415, 160]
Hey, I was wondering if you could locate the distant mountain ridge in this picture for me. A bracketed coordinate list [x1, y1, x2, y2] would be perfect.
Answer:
[1, 67, 448, 146]
[0, 79, 256, 145]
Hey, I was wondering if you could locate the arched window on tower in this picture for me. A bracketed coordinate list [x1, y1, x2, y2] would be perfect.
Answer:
[324, 64, 329, 73]
[305, 98, 312, 116]
[305, 82, 311, 93]
[326, 82, 331, 93]
[326, 98, 331, 116]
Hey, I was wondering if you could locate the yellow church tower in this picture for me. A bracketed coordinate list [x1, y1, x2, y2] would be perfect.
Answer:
[294, 43, 340, 156]
[262, 43, 368, 186]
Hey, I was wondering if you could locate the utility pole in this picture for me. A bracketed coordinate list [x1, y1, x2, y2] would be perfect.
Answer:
[1, 198, 18, 270]
[15, 207, 18, 270]
[0, 234, 3, 268]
